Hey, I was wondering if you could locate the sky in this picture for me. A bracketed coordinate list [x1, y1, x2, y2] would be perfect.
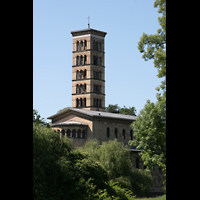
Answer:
[33, 0, 164, 122]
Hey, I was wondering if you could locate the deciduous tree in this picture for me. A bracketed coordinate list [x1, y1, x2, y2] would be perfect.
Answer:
[137, 0, 166, 98]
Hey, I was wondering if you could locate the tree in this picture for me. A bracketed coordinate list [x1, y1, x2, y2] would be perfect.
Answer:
[119, 106, 137, 116]
[79, 139, 152, 197]
[134, 0, 166, 186]
[33, 123, 109, 200]
[80, 139, 132, 179]
[57, 107, 71, 113]
[105, 104, 119, 113]
[128, 95, 166, 176]
[137, 0, 166, 98]
[105, 104, 137, 116]
[33, 123, 137, 199]
[33, 109, 50, 128]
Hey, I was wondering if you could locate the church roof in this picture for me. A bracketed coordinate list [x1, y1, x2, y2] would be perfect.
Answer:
[71, 28, 107, 37]
[51, 120, 88, 127]
[47, 108, 136, 121]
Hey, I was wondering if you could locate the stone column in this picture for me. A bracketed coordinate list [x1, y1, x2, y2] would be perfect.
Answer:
[70, 130, 72, 138]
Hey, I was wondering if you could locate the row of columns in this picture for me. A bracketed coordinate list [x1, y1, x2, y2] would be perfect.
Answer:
[59, 129, 86, 139]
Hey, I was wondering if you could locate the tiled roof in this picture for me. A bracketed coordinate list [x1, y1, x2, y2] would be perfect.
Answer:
[51, 120, 88, 127]
[47, 108, 136, 121]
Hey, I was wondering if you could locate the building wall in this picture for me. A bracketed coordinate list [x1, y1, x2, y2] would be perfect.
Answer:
[52, 112, 94, 141]
[93, 117, 134, 145]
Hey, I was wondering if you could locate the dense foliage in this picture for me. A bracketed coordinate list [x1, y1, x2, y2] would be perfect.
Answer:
[129, 96, 166, 176]
[33, 123, 138, 199]
[79, 139, 153, 197]
[105, 104, 137, 116]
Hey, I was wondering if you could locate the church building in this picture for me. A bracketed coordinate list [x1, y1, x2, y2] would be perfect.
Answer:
[47, 26, 136, 147]
[47, 25, 165, 196]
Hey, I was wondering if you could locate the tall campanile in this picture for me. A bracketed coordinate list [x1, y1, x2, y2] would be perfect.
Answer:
[71, 26, 107, 111]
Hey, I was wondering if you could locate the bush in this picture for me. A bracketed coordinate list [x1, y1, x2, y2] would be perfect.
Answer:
[79, 139, 153, 198]
[80, 139, 132, 179]
[33, 124, 108, 200]
[115, 169, 153, 198]
[96, 181, 136, 200]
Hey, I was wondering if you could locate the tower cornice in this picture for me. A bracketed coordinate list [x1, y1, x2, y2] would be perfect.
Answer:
[71, 28, 107, 37]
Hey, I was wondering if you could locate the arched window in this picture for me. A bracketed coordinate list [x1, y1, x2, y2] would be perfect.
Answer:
[84, 55, 87, 65]
[130, 130, 133, 140]
[98, 71, 101, 79]
[77, 129, 81, 138]
[61, 129, 65, 137]
[94, 84, 97, 93]
[67, 129, 70, 138]
[82, 130, 86, 138]
[80, 70, 83, 79]
[76, 70, 79, 80]
[80, 55, 83, 65]
[136, 158, 139, 169]
[97, 98, 101, 107]
[76, 84, 79, 94]
[122, 129, 125, 139]
[97, 85, 101, 94]
[77, 41, 79, 51]
[80, 40, 83, 50]
[107, 127, 110, 138]
[115, 128, 118, 138]
[84, 98, 86, 107]
[80, 98, 82, 107]
[83, 69, 86, 78]
[94, 98, 96, 107]
[77, 56, 79, 66]
[80, 84, 83, 93]
[98, 42, 101, 51]
[84, 40, 87, 50]
[76, 98, 79, 107]
[98, 57, 101, 65]
[72, 129, 76, 138]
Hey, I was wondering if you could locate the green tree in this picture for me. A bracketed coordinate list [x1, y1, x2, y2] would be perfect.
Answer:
[137, 0, 166, 98]
[119, 106, 136, 116]
[80, 139, 132, 179]
[79, 139, 152, 197]
[33, 123, 109, 200]
[105, 104, 120, 113]
[128, 95, 166, 176]
[33, 109, 50, 128]
[105, 104, 137, 116]
[57, 107, 71, 113]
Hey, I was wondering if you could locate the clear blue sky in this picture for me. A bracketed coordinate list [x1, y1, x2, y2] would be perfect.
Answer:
[33, 0, 163, 122]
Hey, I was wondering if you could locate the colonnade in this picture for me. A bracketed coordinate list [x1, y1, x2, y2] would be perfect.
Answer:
[57, 128, 87, 139]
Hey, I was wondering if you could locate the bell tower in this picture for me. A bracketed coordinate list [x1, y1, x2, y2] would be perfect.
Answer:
[71, 26, 107, 111]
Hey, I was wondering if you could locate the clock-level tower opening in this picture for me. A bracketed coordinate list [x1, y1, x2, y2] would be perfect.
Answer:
[71, 27, 107, 111]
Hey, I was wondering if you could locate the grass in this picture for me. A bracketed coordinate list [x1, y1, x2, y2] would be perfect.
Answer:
[135, 194, 166, 200]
